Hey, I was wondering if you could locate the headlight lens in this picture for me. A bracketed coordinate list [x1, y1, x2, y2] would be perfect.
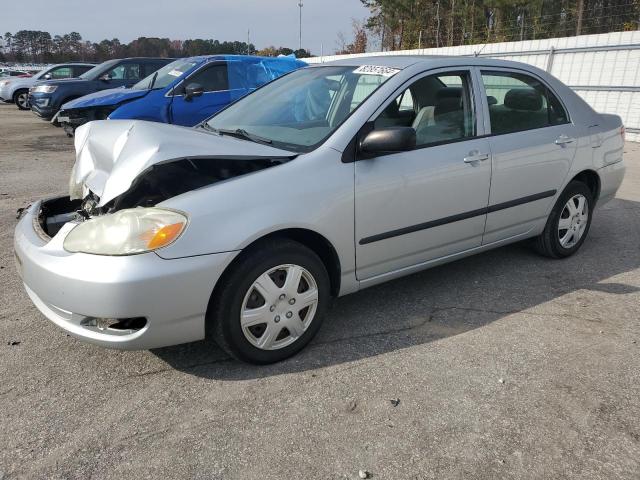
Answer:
[63, 208, 187, 255]
[33, 85, 57, 93]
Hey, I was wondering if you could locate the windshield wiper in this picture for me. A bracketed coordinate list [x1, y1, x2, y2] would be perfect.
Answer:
[148, 71, 159, 90]
[208, 127, 273, 145]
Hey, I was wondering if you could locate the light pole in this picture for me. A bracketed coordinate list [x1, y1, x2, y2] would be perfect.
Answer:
[298, 1, 303, 51]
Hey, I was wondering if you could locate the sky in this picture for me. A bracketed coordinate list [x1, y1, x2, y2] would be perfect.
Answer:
[1, 0, 370, 54]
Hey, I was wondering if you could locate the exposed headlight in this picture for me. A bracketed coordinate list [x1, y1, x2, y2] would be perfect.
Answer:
[33, 85, 57, 93]
[63, 208, 187, 256]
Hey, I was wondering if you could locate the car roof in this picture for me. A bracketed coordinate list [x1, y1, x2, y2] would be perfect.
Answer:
[319, 55, 539, 71]
[52, 62, 96, 67]
[187, 54, 305, 63]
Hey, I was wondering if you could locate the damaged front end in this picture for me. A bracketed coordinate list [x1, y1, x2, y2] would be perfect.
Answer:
[41, 119, 295, 244]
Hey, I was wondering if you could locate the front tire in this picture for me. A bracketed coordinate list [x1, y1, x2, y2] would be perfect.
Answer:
[534, 181, 594, 258]
[207, 239, 330, 364]
[13, 89, 29, 110]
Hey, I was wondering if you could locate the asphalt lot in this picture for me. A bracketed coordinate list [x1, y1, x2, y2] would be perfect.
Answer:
[0, 102, 639, 479]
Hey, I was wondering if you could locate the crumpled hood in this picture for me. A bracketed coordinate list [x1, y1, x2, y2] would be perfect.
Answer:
[62, 87, 148, 110]
[70, 120, 295, 206]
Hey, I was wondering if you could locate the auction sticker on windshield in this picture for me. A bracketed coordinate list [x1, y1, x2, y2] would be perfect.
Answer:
[167, 69, 184, 77]
[354, 65, 401, 77]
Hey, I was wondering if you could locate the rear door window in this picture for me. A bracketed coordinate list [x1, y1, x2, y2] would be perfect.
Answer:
[481, 71, 569, 135]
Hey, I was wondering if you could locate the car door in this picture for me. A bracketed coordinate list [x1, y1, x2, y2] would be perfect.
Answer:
[355, 68, 492, 281]
[169, 63, 244, 126]
[478, 69, 578, 244]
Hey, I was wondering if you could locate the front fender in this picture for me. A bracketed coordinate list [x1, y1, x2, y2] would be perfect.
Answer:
[109, 92, 170, 123]
[154, 148, 356, 280]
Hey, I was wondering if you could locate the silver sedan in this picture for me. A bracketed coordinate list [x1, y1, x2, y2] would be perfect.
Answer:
[14, 56, 626, 363]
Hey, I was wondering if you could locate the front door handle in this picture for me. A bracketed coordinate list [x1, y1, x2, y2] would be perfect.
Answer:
[555, 135, 574, 145]
[463, 152, 490, 163]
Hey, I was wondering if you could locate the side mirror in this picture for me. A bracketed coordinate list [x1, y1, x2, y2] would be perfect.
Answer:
[184, 83, 204, 101]
[43, 73, 52, 80]
[99, 73, 111, 82]
[360, 127, 416, 156]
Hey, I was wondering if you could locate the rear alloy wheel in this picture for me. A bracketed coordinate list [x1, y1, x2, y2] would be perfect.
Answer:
[13, 90, 29, 110]
[534, 181, 594, 258]
[208, 240, 330, 364]
[558, 194, 589, 249]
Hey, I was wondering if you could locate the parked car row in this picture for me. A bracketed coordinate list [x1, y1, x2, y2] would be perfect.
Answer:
[2, 55, 306, 135]
[55, 55, 308, 134]
[14, 55, 625, 363]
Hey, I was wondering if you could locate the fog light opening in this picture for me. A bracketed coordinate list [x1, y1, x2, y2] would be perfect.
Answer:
[80, 317, 147, 332]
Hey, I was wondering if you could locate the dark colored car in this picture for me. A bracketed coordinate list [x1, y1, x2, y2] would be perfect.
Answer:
[56, 55, 307, 135]
[29, 57, 173, 120]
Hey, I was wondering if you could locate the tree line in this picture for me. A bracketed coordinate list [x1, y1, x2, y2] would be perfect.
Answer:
[0, 31, 312, 64]
[348, 0, 640, 53]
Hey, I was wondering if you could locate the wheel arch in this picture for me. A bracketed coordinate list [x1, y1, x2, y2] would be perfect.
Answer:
[12, 88, 28, 102]
[570, 169, 601, 203]
[213, 228, 342, 299]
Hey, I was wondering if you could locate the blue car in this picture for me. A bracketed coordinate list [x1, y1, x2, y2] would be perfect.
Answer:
[29, 57, 173, 120]
[55, 55, 307, 135]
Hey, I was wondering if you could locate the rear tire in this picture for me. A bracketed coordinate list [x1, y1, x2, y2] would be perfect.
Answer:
[13, 89, 29, 110]
[534, 181, 594, 258]
[207, 239, 330, 364]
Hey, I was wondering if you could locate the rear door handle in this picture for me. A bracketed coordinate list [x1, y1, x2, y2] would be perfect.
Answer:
[555, 135, 574, 145]
[463, 153, 489, 163]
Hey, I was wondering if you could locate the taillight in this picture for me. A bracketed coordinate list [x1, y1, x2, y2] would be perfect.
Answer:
[621, 125, 626, 142]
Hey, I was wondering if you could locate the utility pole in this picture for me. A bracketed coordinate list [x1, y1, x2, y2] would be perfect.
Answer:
[298, 1, 303, 51]
[247, 29, 250, 55]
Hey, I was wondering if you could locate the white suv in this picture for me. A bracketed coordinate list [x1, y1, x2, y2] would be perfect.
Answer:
[0, 63, 94, 109]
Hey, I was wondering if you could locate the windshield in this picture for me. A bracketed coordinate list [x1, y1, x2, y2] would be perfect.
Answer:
[205, 65, 397, 152]
[132, 58, 199, 90]
[79, 60, 119, 80]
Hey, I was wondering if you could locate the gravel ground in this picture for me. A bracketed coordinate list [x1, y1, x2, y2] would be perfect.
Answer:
[1, 102, 639, 480]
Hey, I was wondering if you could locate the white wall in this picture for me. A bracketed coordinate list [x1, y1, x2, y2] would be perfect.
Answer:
[307, 31, 640, 142]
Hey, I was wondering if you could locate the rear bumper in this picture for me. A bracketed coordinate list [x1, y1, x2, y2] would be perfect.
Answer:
[597, 160, 626, 207]
[14, 199, 238, 350]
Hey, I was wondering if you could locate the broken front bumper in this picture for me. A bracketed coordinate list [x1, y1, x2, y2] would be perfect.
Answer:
[14, 199, 237, 350]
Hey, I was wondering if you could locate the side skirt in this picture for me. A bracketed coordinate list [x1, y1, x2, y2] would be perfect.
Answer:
[357, 229, 535, 290]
